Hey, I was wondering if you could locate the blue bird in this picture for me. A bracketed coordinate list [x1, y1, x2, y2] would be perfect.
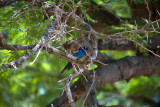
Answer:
[61, 46, 88, 73]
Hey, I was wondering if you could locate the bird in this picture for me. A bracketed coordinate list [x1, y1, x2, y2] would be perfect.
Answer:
[61, 46, 88, 73]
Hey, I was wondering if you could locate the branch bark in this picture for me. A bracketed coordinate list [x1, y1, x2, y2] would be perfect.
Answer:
[0, 44, 35, 50]
[46, 55, 160, 107]
[98, 35, 160, 51]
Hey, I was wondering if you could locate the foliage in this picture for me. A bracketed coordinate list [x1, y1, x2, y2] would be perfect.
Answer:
[0, 0, 160, 107]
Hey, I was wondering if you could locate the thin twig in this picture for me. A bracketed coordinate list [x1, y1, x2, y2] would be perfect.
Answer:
[128, 39, 160, 57]
[144, 0, 151, 21]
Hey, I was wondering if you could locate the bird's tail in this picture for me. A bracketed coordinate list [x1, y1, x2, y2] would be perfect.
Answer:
[61, 62, 72, 73]
[61, 66, 67, 73]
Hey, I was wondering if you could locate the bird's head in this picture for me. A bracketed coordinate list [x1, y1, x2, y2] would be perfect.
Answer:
[79, 46, 88, 51]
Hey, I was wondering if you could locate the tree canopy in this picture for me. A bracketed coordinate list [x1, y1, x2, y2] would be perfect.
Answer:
[0, 0, 160, 107]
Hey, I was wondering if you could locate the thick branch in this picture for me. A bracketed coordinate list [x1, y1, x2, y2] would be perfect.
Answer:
[66, 25, 160, 53]
[46, 56, 160, 107]
[98, 36, 160, 51]
[98, 39, 137, 51]
[0, 44, 35, 50]
[84, 72, 98, 107]
[1, 35, 160, 52]
[86, 1, 122, 32]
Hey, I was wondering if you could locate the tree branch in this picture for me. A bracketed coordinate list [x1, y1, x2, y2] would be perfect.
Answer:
[64, 79, 76, 107]
[0, 15, 60, 70]
[84, 71, 98, 107]
[98, 35, 160, 51]
[0, 2, 98, 71]
[46, 56, 160, 107]
[0, 44, 35, 50]
[0, 44, 41, 70]
[42, 2, 98, 61]
[98, 39, 137, 51]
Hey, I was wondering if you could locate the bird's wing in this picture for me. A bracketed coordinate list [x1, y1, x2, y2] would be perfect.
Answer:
[73, 51, 86, 58]
[73, 51, 82, 58]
